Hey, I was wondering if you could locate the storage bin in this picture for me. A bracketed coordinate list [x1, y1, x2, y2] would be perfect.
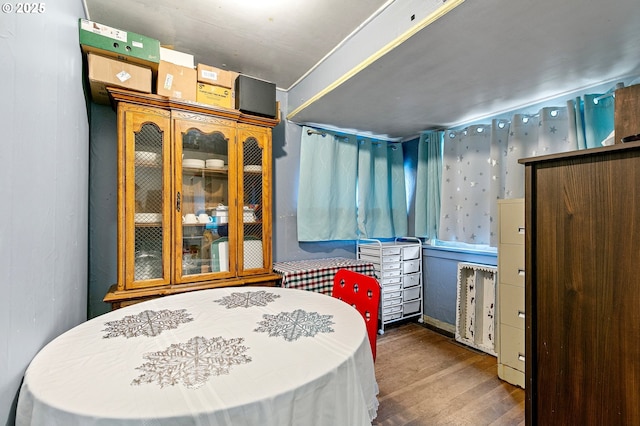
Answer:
[404, 286, 421, 301]
[403, 272, 420, 288]
[402, 245, 421, 260]
[403, 300, 421, 315]
[383, 290, 402, 300]
[403, 259, 420, 274]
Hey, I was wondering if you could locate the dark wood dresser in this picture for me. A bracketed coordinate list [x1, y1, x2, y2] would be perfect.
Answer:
[519, 141, 640, 425]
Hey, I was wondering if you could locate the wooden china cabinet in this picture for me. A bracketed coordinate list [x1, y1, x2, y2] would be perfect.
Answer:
[104, 88, 281, 308]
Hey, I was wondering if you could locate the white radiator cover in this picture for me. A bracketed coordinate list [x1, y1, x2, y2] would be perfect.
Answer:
[455, 262, 498, 356]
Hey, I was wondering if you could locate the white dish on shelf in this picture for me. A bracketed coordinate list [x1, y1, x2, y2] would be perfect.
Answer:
[135, 151, 161, 165]
[183, 159, 205, 168]
[205, 159, 225, 169]
[243, 165, 262, 172]
[135, 213, 162, 223]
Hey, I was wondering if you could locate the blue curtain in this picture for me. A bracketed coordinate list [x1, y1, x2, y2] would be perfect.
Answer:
[357, 139, 407, 238]
[297, 127, 407, 241]
[297, 127, 358, 241]
[583, 93, 615, 148]
[414, 131, 442, 240]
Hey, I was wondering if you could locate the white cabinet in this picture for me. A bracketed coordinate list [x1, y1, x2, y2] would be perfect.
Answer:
[497, 198, 525, 388]
[357, 237, 423, 334]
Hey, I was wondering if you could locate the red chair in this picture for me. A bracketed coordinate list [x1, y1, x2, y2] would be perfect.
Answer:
[332, 269, 381, 361]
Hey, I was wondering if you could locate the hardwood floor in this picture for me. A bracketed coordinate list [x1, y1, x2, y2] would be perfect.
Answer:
[372, 322, 524, 426]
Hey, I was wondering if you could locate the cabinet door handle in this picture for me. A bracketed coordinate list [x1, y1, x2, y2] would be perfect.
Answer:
[176, 192, 181, 212]
[518, 227, 525, 234]
[518, 311, 525, 319]
[518, 353, 525, 362]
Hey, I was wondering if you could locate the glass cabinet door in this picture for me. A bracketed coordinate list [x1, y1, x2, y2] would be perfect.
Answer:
[173, 114, 237, 283]
[123, 108, 171, 289]
[237, 124, 271, 274]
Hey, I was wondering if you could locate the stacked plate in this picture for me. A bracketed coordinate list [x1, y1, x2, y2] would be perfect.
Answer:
[135, 213, 162, 223]
[183, 159, 205, 168]
[206, 159, 225, 169]
[135, 151, 161, 166]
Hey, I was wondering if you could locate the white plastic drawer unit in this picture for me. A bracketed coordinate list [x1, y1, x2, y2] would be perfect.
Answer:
[403, 259, 420, 274]
[356, 237, 424, 334]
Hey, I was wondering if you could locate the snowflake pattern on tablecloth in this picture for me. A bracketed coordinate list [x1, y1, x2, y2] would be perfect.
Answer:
[131, 336, 251, 389]
[254, 309, 334, 342]
[214, 290, 281, 309]
[102, 309, 194, 339]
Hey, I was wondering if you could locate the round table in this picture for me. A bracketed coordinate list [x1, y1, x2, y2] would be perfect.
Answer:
[16, 287, 379, 425]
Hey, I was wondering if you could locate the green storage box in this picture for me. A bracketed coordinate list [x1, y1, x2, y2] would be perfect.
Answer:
[79, 18, 160, 71]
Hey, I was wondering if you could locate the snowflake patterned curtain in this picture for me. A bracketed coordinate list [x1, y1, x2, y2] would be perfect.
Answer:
[440, 106, 580, 246]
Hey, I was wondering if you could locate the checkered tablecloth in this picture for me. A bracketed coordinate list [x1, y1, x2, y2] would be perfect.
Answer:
[273, 257, 377, 295]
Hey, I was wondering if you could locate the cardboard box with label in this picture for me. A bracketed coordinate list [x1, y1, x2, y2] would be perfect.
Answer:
[79, 19, 160, 71]
[160, 47, 195, 68]
[156, 61, 196, 101]
[197, 64, 235, 89]
[196, 83, 234, 108]
[87, 53, 152, 105]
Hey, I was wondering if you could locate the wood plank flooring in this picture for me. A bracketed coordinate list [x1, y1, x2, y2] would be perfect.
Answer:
[372, 322, 524, 426]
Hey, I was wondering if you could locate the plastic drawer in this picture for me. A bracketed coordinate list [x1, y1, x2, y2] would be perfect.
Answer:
[403, 259, 420, 274]
[382, 290, 402, 300]
[381, 262, 402, 270]
[382, 282, 402, 292]
[382, 304, 402, 315]
[379, 276, 402, 286]
[403, 272, 420, 288]
[382, 312, 402, 322]
[359, 244, 401, 256]
[402, 244, 421, 260]
[403, 300, 421, 315]
[380, 269, 401, 278]
[404, 286, 421, 301]
[382, 297, 402, 307]
[382, 255, 402, 263]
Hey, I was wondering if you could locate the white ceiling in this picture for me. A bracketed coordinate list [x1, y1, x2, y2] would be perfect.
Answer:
[85, 0, 640, 139]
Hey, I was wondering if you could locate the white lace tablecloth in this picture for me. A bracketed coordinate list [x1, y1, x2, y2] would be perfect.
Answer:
[16, 287, 378, 426]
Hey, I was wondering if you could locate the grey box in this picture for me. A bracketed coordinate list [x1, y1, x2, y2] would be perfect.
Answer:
[235, 75, 276, 118]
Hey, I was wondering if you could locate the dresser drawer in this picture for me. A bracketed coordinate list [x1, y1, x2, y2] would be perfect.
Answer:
[498, 245, 525, 287]
[499, 199, 524, 245]
[499, 283, 524, 329]
[500, 324, 525, 371]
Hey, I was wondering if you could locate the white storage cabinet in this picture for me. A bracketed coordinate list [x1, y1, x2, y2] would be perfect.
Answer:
[357, 237, 423, 334]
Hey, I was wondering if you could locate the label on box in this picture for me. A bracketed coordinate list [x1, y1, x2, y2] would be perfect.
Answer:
[201, 70, 219, 82]
[132, 41, 143, 48]
[80, 19, 127, 42]
[163, 74, 174, 90]
[116, 71, 131, 82]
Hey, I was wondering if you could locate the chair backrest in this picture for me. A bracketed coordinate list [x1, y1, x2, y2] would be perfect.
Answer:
[332, 269, 380, 361]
